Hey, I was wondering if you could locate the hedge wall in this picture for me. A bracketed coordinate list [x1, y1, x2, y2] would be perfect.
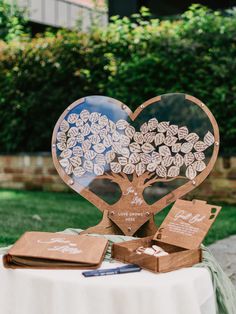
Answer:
[0, 5, 236, 154]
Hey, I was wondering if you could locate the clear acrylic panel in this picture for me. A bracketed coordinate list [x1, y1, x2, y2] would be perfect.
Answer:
[54, 93, 218, 211]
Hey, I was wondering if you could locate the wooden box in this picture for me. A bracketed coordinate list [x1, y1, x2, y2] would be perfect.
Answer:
[112, 199, 221, 273]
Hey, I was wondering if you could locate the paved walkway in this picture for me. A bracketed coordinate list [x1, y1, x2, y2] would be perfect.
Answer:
[208, 235, 236, 288]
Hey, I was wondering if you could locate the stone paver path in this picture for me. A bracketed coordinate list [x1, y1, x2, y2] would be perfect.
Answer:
[208, 235, 236, 288]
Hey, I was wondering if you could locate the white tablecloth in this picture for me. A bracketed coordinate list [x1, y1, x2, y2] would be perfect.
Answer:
[0, 258, 216, 314]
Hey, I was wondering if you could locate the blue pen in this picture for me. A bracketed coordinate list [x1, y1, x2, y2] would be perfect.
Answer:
[82, 264, 141, 277]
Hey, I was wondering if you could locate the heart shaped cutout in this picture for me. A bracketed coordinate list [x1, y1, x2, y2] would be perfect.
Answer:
[52, 93, 219, 235]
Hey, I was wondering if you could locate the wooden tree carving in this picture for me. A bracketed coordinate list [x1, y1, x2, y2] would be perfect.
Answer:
[52, 93, 219, 236]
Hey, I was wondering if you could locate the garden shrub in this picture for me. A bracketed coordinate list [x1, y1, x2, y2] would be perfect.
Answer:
[0, 5, 235, 154]
[0, 0, 29, 42]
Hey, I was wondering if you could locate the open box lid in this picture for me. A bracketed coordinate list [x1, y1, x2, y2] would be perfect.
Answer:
[153, 199, 222, 250]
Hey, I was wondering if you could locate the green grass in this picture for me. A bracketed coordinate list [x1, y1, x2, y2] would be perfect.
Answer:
[0, 189, 235, 247]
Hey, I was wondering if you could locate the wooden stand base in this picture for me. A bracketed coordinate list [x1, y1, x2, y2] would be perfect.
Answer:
[81, 210, 158, 237]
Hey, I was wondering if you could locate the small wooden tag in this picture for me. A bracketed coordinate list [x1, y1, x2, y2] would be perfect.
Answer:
[153, 199, 222, 250]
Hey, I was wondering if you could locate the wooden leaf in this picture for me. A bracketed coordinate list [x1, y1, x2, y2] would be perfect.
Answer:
[112, 142, 122, 154]
[76, 134, 84, 143]
[168, 166, 180, 177]
[156, 165, 167, 178]
[98, 115, 108, 127]
[140, 153, 152, 164]
[154, 133, 165, 146]
[116, 119, 129, 130]
[99, 129, 108, 139]
[109, 120, 116, 133]
[204, 131, 215, 146]
[90, 123, 101, 135]
[186, 132, 199, 143]
[89, 134, 101, 145]
[143, 132, 155, 143]
[83, 160, 93, 173]
[60, 148, 72, 159]
[194, 152, 205, 161]
[120, 134, 131, 146]
[121, 147, 130, 158]
[59, 158, 69, 168]
[141, 143, 155, 153]
[93, 143, 106, 154]
[172, 143, 181, 153]
[192, 160, 206, 172]
[65, 163, 73, 175]
[82, 139, 91, 152]
[194, 141, 208, 152]
[105, 124, 111, 133]
[57, 142, 66, 151]
[123, 163, 135, 174]
[80, 109, 90, 122]
[67, 137, 77, 148]
[84, 150, 96, 161]
[118, 157, 128, 165]
[105, 151, 115, 163]
[73, 166, 85, 177]
[164, 136, 177, 146]
[103, 135, 112, 148]
[184, 152, 194, 166]
[68, 113, 79, 124]
[136, 162, 146, 176]
[72, 146, 83, 157]
[68, 127, 79, 138]
[60, 119, 70, 132]
[167, 125, 178, 136]
[133, 132, 144, 144]
[186, 165, 197, 180]
[82, 123, 91, 136]
[110, 162, 121, 173]
[57, 132, 66, 142]
[112, 131, 121, 142]
[159, 145, 171, 156]
[76, 119, 84, 128]
[147, 162, 158, 172]
[125, 126, 136, 139]
[157, 121, 169, 133]
[130, 142, 141, 153]
[140, 122, 148, 134]
[181, 142, 194, 154]
[178, 126, 188, 140]
[96, 153, 106, 166]
[148, 118, 158, 131]
[129, 153, 140, 164]
[174, 153, 184, 167]
[94, 164, 104, 176]
[161, 156, 174, 167]
[89, 112, 100, 123]
[151, 151, 162, 164]
[70, 156, 82, 167]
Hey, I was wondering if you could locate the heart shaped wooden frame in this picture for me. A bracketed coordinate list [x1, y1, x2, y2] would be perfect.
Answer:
[52, 94, 219, 236]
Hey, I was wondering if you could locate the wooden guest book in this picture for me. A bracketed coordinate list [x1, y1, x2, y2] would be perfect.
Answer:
[3, 232, 108, 269]
[112, 199, 221, 273]
[51, 92, 221, 272]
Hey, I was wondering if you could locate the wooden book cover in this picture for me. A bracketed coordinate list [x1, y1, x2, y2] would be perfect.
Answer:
[3, 232, 108, 269]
